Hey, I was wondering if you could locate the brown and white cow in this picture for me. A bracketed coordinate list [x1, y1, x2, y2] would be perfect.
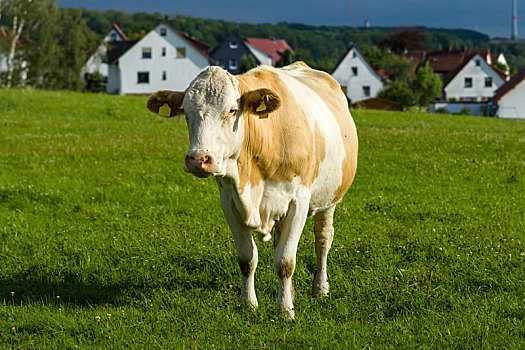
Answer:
[147, 62, 358, 319]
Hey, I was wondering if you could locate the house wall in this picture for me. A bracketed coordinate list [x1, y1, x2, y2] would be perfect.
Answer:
[331, 48, 384, 103]
[497, 84, 525, 119]
[444, 55, 504, 101]
[107, 64, 121, 94]
[83, 44, 108, 78]
[429, 101, 489, 116]
[117, 24, 209, 94]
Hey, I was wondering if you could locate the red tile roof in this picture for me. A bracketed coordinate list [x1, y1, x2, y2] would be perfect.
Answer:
[104, 23, 128, 41]
[245, 38, 294, 63]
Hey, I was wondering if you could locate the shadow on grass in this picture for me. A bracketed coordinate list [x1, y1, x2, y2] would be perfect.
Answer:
[1, 254, 236, 306]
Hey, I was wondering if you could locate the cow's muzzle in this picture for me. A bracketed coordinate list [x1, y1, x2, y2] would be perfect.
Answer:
[184, 152, 218, 178]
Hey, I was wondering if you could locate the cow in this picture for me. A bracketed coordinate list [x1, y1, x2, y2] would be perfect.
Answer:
[146, 62, 358, 319]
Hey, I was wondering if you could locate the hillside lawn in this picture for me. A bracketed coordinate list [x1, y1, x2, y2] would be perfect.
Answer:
[0, 89, 524, 349]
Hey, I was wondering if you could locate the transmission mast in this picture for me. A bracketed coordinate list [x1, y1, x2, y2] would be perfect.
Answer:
[348, 0, 356, 28]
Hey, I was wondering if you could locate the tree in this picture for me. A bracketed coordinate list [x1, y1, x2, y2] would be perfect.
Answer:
[383, 55, 412, 82]
[410, 62, 442, 106]
[21, 0, 61, 88]
[379, 27, 426, 54]
[2, 0, 32, 88]
[240, 54, 256, 73]
[276, 49, 294, 67]
[378, 80, 416, 110]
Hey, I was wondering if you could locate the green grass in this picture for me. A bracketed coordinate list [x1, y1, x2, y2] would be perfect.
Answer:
[1, 89, 524, 349]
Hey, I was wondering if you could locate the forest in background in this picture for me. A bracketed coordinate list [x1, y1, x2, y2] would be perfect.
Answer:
[2, 1, 525, 91]
[70, 8, 525, 72]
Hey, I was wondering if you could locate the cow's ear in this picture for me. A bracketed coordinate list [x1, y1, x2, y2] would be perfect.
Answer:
[147, 90, 185, 117]
[241, 88, 281, 117]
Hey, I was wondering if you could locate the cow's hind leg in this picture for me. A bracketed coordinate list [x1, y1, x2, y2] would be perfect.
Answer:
[273, 197, 309, 319]
[312, 205, 335, 297]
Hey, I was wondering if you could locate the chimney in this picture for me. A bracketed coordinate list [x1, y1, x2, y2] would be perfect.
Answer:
[512, 0, 518, 40]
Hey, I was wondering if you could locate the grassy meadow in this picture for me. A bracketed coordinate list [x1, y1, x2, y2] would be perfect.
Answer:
[0, 89, 524, 348]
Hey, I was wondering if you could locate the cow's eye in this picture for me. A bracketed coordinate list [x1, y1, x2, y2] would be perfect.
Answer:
[228, 108, 238, 117]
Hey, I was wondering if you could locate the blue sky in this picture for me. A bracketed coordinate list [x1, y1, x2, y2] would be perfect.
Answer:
[57, 0, 523, 39]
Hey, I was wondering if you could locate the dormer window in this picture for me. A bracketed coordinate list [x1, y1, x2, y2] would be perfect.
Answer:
[229, 40, 238, 49]
[160, 27, 167, 37]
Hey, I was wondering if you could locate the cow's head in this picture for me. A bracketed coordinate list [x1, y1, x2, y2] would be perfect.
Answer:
[147, 66, 281, 178]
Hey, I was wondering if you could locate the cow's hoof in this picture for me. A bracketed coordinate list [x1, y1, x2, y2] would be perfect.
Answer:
[276, 306, 295, 320]
[240, 296, 258, 309]
[312, 282, 329, 297]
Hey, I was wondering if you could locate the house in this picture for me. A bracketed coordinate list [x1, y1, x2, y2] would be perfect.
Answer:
[442, 53, 506, 102]
[106, 22, 212, 94]
[83, 23, 128, 82]
[209, 27, 273, 74]
[492, 67, 525, 119]
[245, 37, 294, 64]
[331, 44, 387, 103]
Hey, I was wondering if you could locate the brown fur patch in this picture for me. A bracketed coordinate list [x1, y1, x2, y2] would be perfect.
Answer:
[238, 259, 253, 277]
[146, 90, 185, 117]
[236, 67, 319, 192]
[277, 259, 295, 279]
[288, 68, 358, 203]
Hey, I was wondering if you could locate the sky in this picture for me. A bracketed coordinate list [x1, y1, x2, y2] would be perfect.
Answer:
[57, 0, 524, 39]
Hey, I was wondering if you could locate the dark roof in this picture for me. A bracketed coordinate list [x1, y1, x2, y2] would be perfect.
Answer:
[108, 40, 137, 64]
[492, 67, 525, 101]
[402, 48, 492, 74]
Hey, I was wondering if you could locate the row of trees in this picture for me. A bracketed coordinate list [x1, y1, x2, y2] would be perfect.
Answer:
[0, 0, 95, 90]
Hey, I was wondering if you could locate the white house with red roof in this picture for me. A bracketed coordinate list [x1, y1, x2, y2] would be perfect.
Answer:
[83, 23, 128, 81]
[493, 67, 525, 119]
[442, 53, 506, 102]
[107, 22, 212, 94]
[244, 38, 294, 65]
[331, 45, 387, 103]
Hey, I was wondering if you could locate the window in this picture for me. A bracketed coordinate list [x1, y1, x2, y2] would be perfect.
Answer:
[229, 40, 238, 49]
[363, 86, 370, 97]
[229, 58, 238, 70]
[352, 51, 357, 58]
[161, 47, 166, 57]
[351, 66, 358, 76]
[162, 71, 167, 81]
[475, 59, 481, 66]
[160, 27, 167, 36]
[137, 72, 149, 84]
[110, 33, 117, 41]
[176, 47, 186, 58]
[464, 77, 473, 88]
[217, 58, 224, 68]
[485, 77, 493, 87]
[142, 47, 152, 59]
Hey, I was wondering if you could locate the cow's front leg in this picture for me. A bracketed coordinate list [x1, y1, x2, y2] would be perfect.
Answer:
[219, 188, 258, 308]
[273, 198, 309, 319]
